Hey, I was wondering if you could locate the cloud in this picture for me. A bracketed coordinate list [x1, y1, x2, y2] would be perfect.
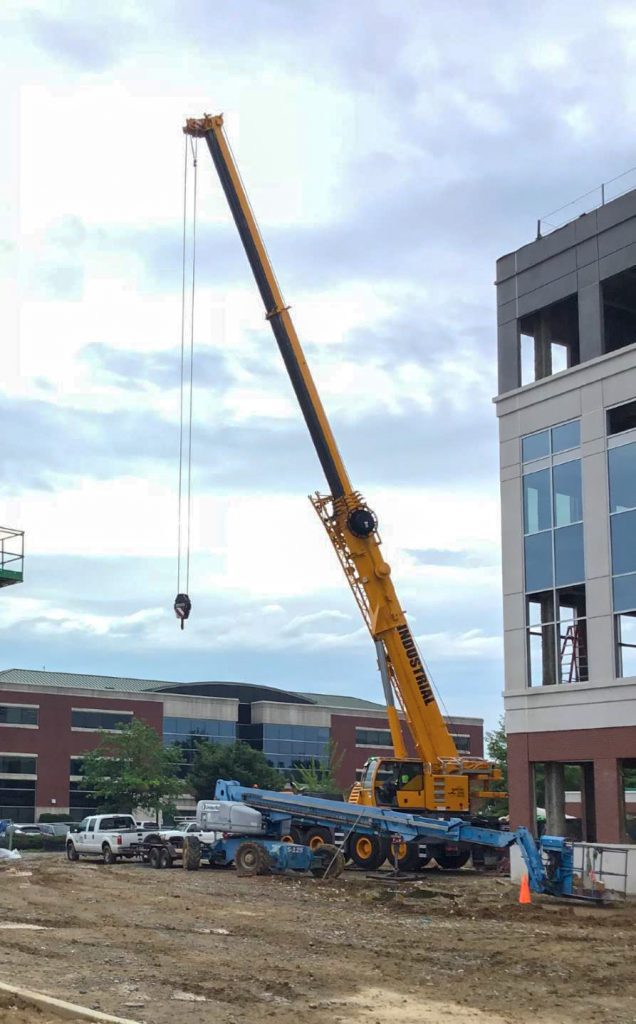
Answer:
[23, 8, 139, 70]
[407, 549, 496, 569]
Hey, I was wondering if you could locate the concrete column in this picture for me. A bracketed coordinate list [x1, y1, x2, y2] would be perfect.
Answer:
[544, 762, 567, 836]
[507, 734, 535, 833]
[581, 763, 597, 843]
[578, 282, 604, 362]
[594, 757, 623, 843]
[497, 320, 521, 394]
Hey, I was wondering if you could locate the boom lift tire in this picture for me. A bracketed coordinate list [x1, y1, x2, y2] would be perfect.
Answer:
[304, 826, 332, 850]
[235, 841, 272, 877]
[310, 843, 346, 879]
[349, 833, 388, 871]
[182, 836, 201, 871]
[435, 850, 470, 870]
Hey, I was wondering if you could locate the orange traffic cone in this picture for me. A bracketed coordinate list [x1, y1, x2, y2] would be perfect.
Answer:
[518, 873, 532, 905]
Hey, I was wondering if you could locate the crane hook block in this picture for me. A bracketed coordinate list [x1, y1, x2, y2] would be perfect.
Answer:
[347, 506, 378, 538]
[174, 593, 192, 630]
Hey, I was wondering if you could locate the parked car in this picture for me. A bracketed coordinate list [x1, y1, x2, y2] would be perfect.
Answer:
[6, 824, 44, 836]
[66, 814, 147, 864]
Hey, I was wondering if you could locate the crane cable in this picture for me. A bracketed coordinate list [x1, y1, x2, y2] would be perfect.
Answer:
[174, 135, 198, 630]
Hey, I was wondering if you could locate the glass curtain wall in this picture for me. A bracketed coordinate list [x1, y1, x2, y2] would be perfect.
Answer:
[607, 410, 636, 677]
[522, 420, 588, 685]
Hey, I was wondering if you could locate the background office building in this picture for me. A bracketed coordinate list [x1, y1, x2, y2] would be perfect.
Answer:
[0, 669, 482, 821]
[495, 186, 636, 844]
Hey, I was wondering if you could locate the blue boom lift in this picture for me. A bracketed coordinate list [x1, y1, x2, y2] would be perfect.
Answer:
[184, 780, 574, 897]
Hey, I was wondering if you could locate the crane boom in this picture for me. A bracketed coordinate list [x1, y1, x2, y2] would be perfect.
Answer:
[185, 114, 498, 802]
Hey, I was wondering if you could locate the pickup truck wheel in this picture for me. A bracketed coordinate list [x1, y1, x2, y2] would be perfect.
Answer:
[102, 844, 116, 865]
[148, 846, 161, 869]
[66, 842, 79, 862]
[349, 833, 388, 871]
[235, 841, 271, 877]
[159, 847, 173, 869]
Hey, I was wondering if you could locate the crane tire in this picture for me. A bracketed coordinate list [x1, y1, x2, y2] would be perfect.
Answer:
[434, 850, 470, 870]
[305, 826, 332, 850]
[349, 833, 388, 871]
[310, 843, 346, 879]
[182, 836, 201, 871]
[235, 841, 272, 877]
[394, 842, 421, 872]
[281, 824, 304, 844]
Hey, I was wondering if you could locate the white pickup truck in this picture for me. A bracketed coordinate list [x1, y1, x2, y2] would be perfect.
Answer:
[66, 814, 147, 864]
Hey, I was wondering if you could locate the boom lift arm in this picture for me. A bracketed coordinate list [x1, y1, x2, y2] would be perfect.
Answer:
[211, 780, 574, 897]
[184, 114, 499, 807]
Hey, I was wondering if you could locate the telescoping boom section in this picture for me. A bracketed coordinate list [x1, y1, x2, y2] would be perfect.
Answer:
[213, 780, 573, 897]
[184, 114, 501, 814]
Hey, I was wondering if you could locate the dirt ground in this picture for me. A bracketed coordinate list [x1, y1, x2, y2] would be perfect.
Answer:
[0, 854, 634, 1024]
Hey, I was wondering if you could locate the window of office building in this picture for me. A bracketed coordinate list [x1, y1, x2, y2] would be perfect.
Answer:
[69, 757, 97, 819]
[451, 734, 472, 754]
[0, 704, 38, 727]
[163, 717, 236, 776]
[71, 709, 133, 731]
[261, 724, 330, 778]
[355, 728, 393, 747]
[522, 421, 587, 685]
[608, 404, 636, 677]
[0, 754, 37, 823]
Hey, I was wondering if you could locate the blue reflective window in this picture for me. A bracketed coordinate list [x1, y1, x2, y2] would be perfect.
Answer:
[522, 431, 550, 462]
[553, 460, 582, 527]
[554, 523, 585, 586]
[609, 443, 636, 513]
[611, 510, 636, 576]
[524, 532, 554, 592]
[552, 420, 580, 453]
[523, 469, 552, 534]
[613, 574, 636, 614]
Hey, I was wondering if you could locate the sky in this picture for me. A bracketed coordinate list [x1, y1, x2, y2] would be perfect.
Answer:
[2, 0, 636, 735]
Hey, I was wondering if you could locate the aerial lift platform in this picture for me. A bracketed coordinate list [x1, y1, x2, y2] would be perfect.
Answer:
[0, 528, 24, 588]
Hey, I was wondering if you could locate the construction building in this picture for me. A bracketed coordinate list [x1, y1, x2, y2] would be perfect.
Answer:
[0, 669, 482, 822]
[495, 185, 636, 845]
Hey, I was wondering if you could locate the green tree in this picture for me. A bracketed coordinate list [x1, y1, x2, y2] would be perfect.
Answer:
[188, 740, 281, 801]
[484, 716, 508, 815]
[292, 741, 344, 798]
[81, 719, 183, 821]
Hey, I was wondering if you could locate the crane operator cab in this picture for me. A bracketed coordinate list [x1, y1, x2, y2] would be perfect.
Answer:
[357, 757, 470, 815]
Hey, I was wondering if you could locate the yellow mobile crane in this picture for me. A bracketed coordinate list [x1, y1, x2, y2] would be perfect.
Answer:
[184, 114, 502, 868]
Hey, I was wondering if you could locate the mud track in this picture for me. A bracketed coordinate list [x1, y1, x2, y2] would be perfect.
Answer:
[1, 855, 634, 1024]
